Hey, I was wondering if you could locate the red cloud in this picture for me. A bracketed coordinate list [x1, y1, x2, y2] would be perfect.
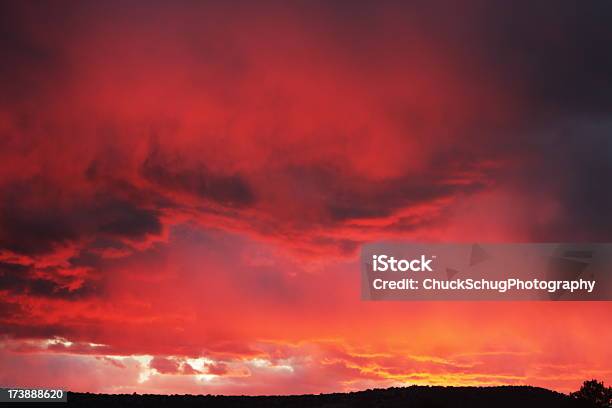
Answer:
[1, 0, 612, 396]
[150, 357, 181, 375]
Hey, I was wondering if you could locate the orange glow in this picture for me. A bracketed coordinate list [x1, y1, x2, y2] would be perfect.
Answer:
[0, 1, 611, 396]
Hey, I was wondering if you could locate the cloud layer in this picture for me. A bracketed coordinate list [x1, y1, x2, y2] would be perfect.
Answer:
[1, 0, 611, 394]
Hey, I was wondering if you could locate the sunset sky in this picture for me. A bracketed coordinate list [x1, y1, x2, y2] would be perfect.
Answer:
[0, 0, 611, 395]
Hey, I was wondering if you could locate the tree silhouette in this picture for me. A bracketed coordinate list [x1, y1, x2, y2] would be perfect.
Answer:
[570, 379, 612, 407]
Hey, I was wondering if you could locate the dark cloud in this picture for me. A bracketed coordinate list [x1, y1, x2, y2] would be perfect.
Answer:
[95, 199, 161, 238]
[316, 0, 612, 121]
[327, 174, 484, 223]
[517, 122, 612, 241]
[0, 179, 161, 255]
[0, 262, 101, 300]
[0, 181, 78, 255]
[281, 155, 488, 224]
[29, 279, 100, 300]
[0, 1, 77, 105]
[475, 0, 612, 118]
[142, 145, 255, 208]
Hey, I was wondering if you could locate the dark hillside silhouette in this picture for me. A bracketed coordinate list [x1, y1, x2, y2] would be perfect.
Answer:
[23, 385, 603, 408]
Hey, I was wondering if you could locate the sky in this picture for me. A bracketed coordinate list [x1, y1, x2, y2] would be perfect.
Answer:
[0, 0, 611, 395]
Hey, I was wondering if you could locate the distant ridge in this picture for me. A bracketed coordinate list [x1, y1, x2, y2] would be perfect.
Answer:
[58, 385, 596, 407]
